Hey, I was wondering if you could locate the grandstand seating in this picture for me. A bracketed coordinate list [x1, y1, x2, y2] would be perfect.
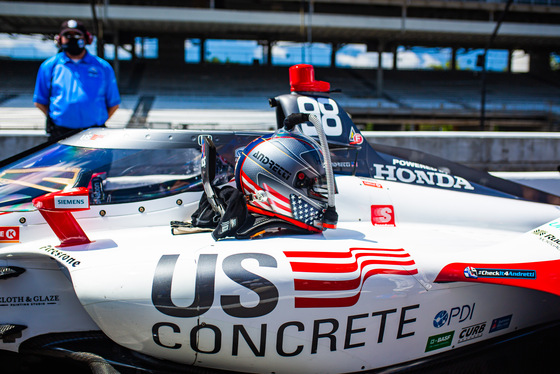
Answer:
[1, 58, 558, 131]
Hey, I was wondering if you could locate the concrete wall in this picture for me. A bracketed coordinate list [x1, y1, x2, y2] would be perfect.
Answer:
[362, 131, 560, 172]
[0, 131, 47, 163]
[1, 131, 559, 172]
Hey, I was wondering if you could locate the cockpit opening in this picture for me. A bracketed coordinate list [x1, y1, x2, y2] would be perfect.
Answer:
[0, 143, 235, 210]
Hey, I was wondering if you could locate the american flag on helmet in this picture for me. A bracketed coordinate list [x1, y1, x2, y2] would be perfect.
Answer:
[290, 194, 322, 226]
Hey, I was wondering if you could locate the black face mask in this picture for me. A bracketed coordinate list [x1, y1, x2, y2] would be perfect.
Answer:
[61, 37, 85, 57]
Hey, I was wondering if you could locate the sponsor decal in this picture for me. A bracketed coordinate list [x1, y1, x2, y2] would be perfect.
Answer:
[41, 245, 81, 267]
[151, 251, 421, 356]
[371, 205, 395, 226]
[464, 266, 477, 278]
[284, 247, 417, 308]
[152, 253, 278, 318]
[362, 180, 383, 189]
[152, 305, 420, 356]
[152, 249, 418, 312]
[0, 226, 19, 243]
[457, 322, 486, 343]
[0, 294, 60, 307]
[433, 303, 475, 328]
[80, 133, 105, 141]
[463, 267, 536, 280]
[532, 228, 560, 251]
[252, 150, 292, 181]
[425, 331, 454, 352]
[489, 314, 512, 333]
[349, 128, 363, 145]
[372, 160, 474, 190]
[54, 196, 89, 209]
[332, 161, 357, 168]
[433, 310, 449, 328]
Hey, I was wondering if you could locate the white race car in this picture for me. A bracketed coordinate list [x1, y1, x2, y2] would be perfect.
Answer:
[1, 65, 560, 373]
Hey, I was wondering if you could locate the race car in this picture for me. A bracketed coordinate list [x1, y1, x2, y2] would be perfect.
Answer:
[1, 64, 560, 373]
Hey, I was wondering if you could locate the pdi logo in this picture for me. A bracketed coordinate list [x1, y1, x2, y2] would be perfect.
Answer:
[371, 205, 395, 226]
[433, 303, 475, 328]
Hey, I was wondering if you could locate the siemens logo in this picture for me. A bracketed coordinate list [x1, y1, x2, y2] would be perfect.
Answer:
[372, 163, 474, 190]
[57, 199, 85, 205]
[54, 197, 89, 209]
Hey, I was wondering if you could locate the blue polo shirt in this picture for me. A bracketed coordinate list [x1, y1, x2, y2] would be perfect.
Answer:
[34, 51, 121, 129]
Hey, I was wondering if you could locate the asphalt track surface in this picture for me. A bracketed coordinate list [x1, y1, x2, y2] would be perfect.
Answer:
[2, 323, 560, 374]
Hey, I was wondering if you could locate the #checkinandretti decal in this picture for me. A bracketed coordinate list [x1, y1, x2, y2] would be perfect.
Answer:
[283, 247, 418, 308]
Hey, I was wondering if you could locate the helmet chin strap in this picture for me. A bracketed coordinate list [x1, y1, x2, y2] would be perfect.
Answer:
[282, 113, 338, 229]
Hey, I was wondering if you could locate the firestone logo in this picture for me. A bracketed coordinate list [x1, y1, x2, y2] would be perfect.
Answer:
[372, 160, 474, 190]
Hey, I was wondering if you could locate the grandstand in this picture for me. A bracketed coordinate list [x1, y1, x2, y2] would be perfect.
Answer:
[0, 0, 559, 131]
[1, 59, 559, 131]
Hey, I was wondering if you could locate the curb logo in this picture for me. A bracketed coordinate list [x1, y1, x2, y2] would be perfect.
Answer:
[458, 322, 486, 343]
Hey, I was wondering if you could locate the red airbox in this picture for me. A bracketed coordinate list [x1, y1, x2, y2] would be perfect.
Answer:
[289, 64, 330, 93]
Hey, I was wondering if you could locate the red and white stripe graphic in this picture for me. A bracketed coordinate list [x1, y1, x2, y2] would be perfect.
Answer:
[284, 247, 418, 308]
[262, 183, 292, 216]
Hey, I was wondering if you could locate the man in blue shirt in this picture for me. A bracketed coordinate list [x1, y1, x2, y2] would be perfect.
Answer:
[34, 20, 121, 141]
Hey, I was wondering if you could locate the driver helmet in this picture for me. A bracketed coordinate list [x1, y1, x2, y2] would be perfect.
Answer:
[235, 128, 329, 232]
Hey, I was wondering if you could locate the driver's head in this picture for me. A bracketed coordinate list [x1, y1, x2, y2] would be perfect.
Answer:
[235, 129, 328, 232]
